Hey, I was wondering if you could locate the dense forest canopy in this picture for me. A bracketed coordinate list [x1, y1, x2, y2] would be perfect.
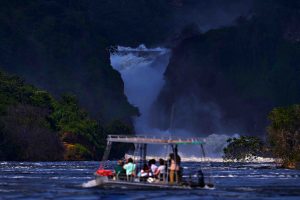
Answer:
[0, 71, 132, 161]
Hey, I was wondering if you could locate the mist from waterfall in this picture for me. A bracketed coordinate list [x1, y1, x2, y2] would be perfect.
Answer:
[110, 44, 238, 158]
[110, 45, 170, 133]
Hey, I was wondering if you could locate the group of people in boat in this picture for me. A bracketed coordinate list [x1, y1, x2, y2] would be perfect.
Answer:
[113, 153, 181, 184]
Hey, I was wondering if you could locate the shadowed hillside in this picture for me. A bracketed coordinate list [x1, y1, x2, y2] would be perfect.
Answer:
[152, 0, 300, 136]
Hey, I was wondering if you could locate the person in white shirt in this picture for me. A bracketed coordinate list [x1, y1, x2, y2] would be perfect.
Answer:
[154, 158, 166, 181]
[148, 159, 158, 177]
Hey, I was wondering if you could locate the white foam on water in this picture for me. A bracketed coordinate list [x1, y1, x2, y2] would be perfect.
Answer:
[11, 176, 25, 178]
[117, 44, 166, 52]
[82, 179, 99, 188]
[125, 153, 275, 163]
[204, 185, 215, 190]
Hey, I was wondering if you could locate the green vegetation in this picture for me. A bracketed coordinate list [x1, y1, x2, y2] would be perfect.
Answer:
[0, 0, 140, 122]
[223, 136, 265, 162]
[0, 70, 133, 161]
[223, 105, 300, 168]
[267, 105, 300, 168]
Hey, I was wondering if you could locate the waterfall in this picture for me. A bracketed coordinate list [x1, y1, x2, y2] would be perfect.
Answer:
[110, 44, 170, 133]
[110, 44, 237, 158]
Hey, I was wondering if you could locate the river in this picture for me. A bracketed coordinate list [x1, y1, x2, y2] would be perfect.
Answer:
[1, 161, 299, 199]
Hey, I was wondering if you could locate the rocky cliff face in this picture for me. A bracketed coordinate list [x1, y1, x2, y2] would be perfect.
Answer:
[151, 0, 300, 136]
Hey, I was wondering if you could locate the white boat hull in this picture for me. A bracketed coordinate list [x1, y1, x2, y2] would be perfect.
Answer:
[95, 175, 206, 190]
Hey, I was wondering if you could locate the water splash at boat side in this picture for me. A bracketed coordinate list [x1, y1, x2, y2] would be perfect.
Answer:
[82, 179, 99, 188]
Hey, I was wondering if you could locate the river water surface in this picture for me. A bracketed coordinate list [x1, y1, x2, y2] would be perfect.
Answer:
[0, 161, 299, 200]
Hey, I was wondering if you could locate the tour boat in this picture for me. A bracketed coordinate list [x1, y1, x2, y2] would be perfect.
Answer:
[94, 135, 214, 189]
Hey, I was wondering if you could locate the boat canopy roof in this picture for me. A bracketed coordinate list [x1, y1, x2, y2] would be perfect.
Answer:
[107, 135, 205, 145]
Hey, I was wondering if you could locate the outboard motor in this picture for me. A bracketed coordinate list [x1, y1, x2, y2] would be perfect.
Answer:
[197, 169, 205, 187]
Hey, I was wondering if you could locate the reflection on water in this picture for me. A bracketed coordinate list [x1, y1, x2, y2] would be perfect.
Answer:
[0, 161, 299, 200]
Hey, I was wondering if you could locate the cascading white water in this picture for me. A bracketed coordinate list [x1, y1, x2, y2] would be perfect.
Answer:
[110, 44, 170, 133]
[110, 44, 238, 158]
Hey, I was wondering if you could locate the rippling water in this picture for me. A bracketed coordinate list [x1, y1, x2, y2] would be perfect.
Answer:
[0, 161, 299, 200]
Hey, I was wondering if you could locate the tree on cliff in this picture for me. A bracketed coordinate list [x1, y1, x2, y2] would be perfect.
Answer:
[267, 105, 300, 168]
[50, 93, 106, 160]
[223, 136, 265, 161]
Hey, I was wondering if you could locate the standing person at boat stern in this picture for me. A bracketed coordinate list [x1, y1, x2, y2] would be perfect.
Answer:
[169, 153, 181, 184]
[123, 158, 136, 181]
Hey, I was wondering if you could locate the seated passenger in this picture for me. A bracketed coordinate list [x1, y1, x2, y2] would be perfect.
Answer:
[138, 164, 150, 182]
[154, 158, 166, 181]
[148, 159, 158, 177]
[123, 158, 136, 180]
[114, 160, 126, 180]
